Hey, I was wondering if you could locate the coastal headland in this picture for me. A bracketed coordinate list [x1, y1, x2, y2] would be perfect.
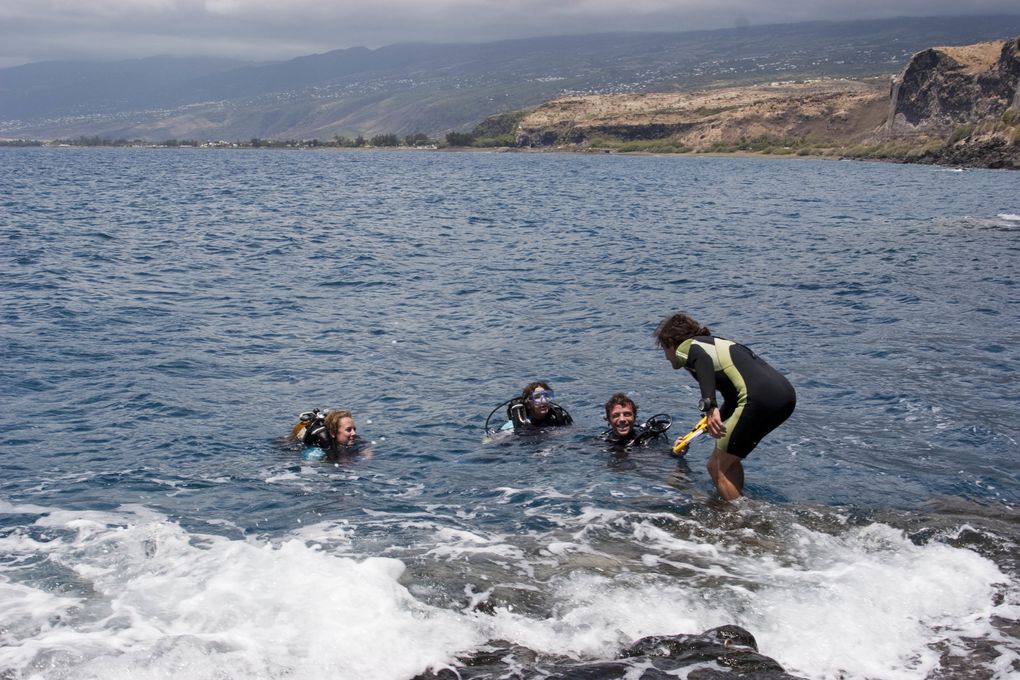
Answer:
[4, 33, 1018, 169]
[507, 37, 1020, 168]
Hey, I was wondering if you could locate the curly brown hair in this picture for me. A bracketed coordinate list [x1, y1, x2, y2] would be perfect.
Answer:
[653, 313, 712, 350]
[604, 392, 637, 421]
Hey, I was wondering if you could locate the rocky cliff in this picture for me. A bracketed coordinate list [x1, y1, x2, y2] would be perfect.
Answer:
[886, 38, 1020, 132]
[514, 80, 889, 152]
[507, 36, 1020, 168]
[886, 37, 1020, 167]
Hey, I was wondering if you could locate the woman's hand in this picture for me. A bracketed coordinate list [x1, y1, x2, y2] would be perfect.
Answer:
[705, 408, 726, 438]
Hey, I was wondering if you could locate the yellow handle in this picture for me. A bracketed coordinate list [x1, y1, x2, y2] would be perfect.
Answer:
[672, 415, 708, 455]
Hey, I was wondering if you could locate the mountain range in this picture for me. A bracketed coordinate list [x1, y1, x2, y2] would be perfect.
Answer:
[2, 14, 1020, 142]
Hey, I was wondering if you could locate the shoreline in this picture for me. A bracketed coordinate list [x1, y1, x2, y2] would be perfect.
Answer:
[2, 141, 1011, 169]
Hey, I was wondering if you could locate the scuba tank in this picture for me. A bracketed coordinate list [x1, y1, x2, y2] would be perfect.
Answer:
[296, 409, 333, 449]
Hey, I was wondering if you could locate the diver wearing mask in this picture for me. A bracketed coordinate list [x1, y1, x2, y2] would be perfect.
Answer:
[485, 381, 573, 437]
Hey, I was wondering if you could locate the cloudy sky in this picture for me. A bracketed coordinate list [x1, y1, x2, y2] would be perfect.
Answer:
[1, 0, 1018, 68]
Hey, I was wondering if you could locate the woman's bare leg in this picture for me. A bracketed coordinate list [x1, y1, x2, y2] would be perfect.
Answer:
[707, 448, 744, 501]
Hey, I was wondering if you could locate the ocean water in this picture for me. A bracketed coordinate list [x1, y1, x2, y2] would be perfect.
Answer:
[1, 147, 1019, 679]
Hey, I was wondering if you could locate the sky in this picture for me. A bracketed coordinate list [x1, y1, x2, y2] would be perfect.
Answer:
[1, 0, 1019, 69]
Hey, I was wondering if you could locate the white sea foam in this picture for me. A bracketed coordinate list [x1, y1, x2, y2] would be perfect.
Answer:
[501, 513, 1015, 680]
[0, 500, 1014, 680]
[426, 506, 1014, 680]
[742, 522, 1010, 679]
[998, 213, 1020, 221]
[0, 503, 481, 680]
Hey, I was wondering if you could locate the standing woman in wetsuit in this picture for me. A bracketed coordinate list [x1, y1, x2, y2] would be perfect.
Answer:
[654, 313, 796, 501]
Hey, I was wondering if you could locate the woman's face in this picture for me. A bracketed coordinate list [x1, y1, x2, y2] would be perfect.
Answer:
[663, 344, 682, 369]
[333, 417, 357, 446]
[528, 387, 553, 418]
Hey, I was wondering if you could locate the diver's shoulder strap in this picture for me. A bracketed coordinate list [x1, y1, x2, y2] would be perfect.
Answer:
[550, 404, 573, 425]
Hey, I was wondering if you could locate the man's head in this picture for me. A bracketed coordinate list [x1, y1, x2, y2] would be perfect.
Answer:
[604, 392, 637, 438]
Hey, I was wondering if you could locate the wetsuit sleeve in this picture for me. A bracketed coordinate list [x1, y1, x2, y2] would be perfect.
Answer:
[685, 344, 717, 401]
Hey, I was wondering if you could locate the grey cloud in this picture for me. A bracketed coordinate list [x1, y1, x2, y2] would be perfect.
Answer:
[1, 0, 1019, 67]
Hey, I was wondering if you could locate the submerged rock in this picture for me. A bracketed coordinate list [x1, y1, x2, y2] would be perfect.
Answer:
[413, 625, 805, 679]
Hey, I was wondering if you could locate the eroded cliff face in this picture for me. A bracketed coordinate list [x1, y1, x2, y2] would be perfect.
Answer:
[887, 38, 1020, 132]
[514, 81, 888, 149]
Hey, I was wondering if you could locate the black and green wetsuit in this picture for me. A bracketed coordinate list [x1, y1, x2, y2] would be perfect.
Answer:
[675, 336, 796, 458]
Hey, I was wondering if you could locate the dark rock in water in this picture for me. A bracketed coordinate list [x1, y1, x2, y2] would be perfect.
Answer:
[623, 624, 760, 657]
[457, 640, 538, 667]
[620, 626, 794, 677]
[413, 625, 805, 679]
[543, 662, 661, 679]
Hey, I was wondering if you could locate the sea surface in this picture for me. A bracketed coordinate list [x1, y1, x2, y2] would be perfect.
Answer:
[1, 147, 1019, 679]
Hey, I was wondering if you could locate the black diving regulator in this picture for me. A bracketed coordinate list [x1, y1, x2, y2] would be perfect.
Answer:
[641, 413, 673, 435]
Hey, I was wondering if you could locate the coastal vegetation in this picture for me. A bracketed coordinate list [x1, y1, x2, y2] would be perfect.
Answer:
[3, 120, 516, 151]
[0, 139, 44, 146]
[6, 133, 446, 150]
